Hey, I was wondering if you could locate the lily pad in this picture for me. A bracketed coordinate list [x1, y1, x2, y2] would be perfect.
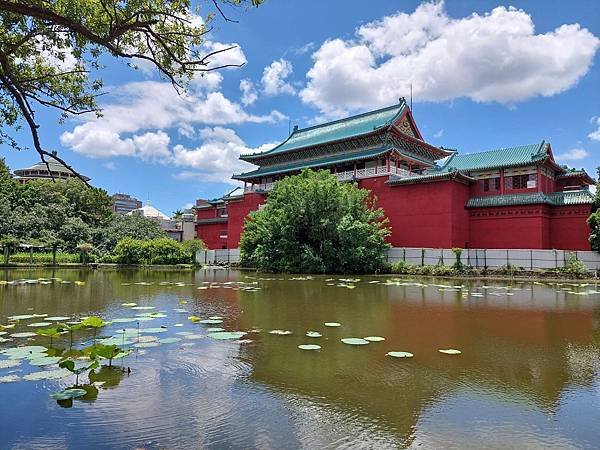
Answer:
[176, 331, 194, 336]
[208, 316, 223, 320]
[136, 336, 158, 343]
[121, 303, 137, 307]
[7, 314, 37, 320]
[199, 319, 223, 325]
[130, 306, 155, 310]
[45, 316, 71, 321]
[183, 334, 205, 340]
[28, 322, 52, 327]
[1, 345, 47, 359]
[133, 342, 160, 348]
[28, 356, 62, 366]
[298, 344, 321, 350]
[364, 336, 385, 342]
[23, 368, 71, 381]
[140, 327, 168, 334]
[9, 332, 38, 338]
[324, 322, 341, 327]
[269, 330, 293, 335]
[306, 331, 322, 338]
[0, 375, 20, 383]
[386, 351, 413, 358]
[50, 388, 88, 400]
[207, 331, 246, 340]
[341, 338, 369, 345]
[173, 324, 184, 327]
[111, 318, 140, 323]
[0, 359, 21, 369]
[439, 349, 462, 355]
[206, 327, 225, 332]
[159, 338, 182, 344]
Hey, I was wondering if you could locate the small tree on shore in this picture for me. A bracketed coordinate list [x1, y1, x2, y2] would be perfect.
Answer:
[588, 167, 600, 252]
[240, 169, 390, 273]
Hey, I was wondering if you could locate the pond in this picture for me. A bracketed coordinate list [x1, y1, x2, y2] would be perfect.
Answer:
[1, 268, 599, 449]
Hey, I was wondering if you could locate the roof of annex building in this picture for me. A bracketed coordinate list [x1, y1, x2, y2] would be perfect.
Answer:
[434, 141, 553, 173]
[240, 102, 407, 162]
[466, 190, 594, 208]
[13, 156, 90, 181]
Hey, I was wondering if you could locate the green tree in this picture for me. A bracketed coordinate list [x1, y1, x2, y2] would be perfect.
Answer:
[182, 239, 206, 264]
[93, 213, 165, 255]
[589, 167, 600, 251]
[240, 169, 391, 274]
[0, 0, 262, 178]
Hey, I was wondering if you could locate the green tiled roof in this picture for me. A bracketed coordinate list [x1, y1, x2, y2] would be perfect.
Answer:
[241, 102, 406, 160]
[234, 146, 392, 180]
[436, 141, 548, 172]
[387, 171, 475, 185]
[467, 190, 594, 208]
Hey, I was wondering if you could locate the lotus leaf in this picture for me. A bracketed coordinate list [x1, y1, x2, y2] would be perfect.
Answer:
[121, 303, 137, 307]
[133, 342, 160, 348]
[206, 327, 225, 332]
[29, 356, 62, 366]
[386, 351, 413, 358]
[9, 332, 37, 338]
[0, 359, 21, 369]
[324, 322, 341, 327]
[306, 331, 322, 338]
[199, 319, 223, 325]
[136, 336, 158, 343]
[130, 306, 155, 310]
[269, 330, 293, 335]
[23, 368, 71, 381]
[140, 328, 168, 334]
[364, 336, 385, 342]
[439, 349, 462, 355]
[207, 331, 246, 340]
[183, 334, 205, 340]
[159, 338, 182, 344]
[298, 344, 321, 350]
[45, 317, 71, 321]
[0, 375, 20, 383]
[341, 338, 369, 345]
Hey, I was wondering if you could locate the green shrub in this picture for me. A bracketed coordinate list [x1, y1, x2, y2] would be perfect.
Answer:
[560, 254, 588, 278]
[451, 247, 463, 270]
[390, 261, 413, 274]
[113, 237, 190, 265]
[9, 252, 82, 264]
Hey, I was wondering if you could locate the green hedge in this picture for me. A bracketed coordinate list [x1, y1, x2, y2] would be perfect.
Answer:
[8, 252, 83, 264]
[113, 237, 198, 265]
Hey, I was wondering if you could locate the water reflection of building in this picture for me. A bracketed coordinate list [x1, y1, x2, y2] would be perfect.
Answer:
[236, 279, 597, 444]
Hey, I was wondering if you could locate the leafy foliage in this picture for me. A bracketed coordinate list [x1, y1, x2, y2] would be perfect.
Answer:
[0, 0, 262, 176]
[93, 213, 166, 255]
[589, 168, 600, 251]
[113, 237, 191, 264]
[239, 169, 391, 273]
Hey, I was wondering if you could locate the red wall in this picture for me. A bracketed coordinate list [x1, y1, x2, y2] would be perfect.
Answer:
[196, 178, 591, 251]
[550, 205, 591, 250]
[359, 177, 471, 248]
[468, 205, 551, 249]
[195, 221, 227, 249]
[226, 192, 266, 248]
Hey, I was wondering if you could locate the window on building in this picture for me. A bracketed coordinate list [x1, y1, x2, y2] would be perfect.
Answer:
[511, 174, 536, 189]
[217, 208, 227, 217]
[481, 177, 501, 192]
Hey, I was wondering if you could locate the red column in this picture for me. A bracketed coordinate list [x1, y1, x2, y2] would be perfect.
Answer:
[500, 169, 505, 195]
[536, 164, 542, 192]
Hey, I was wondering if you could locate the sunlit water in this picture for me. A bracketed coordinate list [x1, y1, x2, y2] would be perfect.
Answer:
[1, 268, 599, 449]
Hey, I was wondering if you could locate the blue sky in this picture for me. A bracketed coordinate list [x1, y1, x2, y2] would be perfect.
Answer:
[3, 0, 600, 215]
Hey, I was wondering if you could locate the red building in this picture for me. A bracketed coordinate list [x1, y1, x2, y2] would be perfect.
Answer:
[195, 100, 595, 250]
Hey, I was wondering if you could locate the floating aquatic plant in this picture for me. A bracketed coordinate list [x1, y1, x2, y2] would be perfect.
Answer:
[268, 330, 293, 335]
[90, 344, 125, 367]
[207, 331, 246, 340]
[364, 336, 385, 342]
[324, 322, 341, 327]
[81, 316, 107, 345]
[341, 338, 369, 345]
[35, 326, 65, 346]
[306, 331, 322, 338]
[386, 351, 413, 358]
[58, 359, 100, 386]
[298, 344, 321, 350]
[438, 349, 461, 355]
[50, 388, 87, 401]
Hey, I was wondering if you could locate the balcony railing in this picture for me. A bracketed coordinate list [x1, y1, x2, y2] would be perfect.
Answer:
[244, 166, 416, 193]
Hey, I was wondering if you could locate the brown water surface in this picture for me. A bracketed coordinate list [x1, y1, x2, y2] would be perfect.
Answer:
[0, 268, 599, 449]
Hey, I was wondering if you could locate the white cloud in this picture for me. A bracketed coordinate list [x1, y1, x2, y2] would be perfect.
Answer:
[300, 2, 599, 116]
[589, 116, 600, 141]
[262, 59, 296, 96]
[103, 162, 116, 170]
[556, 148, 589, 161]
[239, 79, 258, 106]
[171, 127, 277, 184]
[203, 41, 247, 69]
[60, 81, 285, 158]
[433, 129, 444, 138]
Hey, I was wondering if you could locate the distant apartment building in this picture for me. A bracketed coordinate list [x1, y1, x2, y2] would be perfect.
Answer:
[111, 193, 142, 214]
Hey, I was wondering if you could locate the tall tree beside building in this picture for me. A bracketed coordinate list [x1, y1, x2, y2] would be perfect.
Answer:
[588, 167, 600, 251]
[240, 169, 390, 273]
